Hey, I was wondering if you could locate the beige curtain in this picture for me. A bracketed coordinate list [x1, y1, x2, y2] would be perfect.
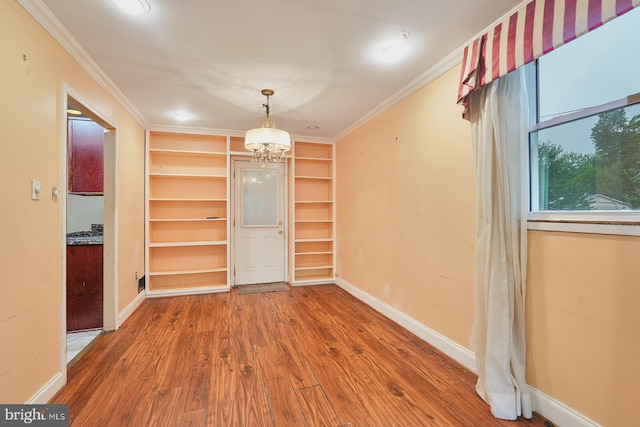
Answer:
[468, 65, 532, 420]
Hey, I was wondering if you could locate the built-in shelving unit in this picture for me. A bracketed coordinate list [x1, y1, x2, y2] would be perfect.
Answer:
[146, 132, 229, 296]
[292, 141, 335, 284]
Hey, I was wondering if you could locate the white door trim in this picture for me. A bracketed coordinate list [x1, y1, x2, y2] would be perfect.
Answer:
[60, 85, 119, 379]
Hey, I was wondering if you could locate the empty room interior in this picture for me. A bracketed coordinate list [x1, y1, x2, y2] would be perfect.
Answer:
[1, 0, 639, 426]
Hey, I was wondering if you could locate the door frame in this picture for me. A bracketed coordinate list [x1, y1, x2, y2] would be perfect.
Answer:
[60, 86, 119, 375]
[229, 156, 289, 286]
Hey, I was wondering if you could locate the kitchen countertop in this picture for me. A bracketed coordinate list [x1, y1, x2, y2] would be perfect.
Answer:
[67, 235, 103, 245]
[67, 224, 104, 245]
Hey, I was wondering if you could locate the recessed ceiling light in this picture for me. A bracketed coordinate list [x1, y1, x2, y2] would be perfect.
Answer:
[110, 0, 151, 15]
[67, 109, 83, 115]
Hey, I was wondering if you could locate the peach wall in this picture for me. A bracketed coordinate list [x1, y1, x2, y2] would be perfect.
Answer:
[0, 1, 144, 402]
[336, 67, 476, 348]
[527, 231, 640, 426]
[336, 61, 640, 426]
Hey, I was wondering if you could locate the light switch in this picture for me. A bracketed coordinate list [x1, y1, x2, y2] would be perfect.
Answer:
[31, 179, 42, 200]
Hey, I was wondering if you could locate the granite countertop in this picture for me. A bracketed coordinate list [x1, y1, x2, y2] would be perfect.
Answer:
[67, 224, 104, 245]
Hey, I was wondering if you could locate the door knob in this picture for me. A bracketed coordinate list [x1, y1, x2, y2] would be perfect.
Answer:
[278, 230, 283, 234]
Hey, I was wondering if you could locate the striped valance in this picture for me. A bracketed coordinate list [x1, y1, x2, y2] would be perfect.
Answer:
[457, 0, 639, 117]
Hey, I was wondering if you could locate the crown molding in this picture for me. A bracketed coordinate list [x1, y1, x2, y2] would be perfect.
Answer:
[148, 123, 333, 144]
[16, 0, 148, 128]
[334, 46, 464, 142]
[334, 0, 531, 142]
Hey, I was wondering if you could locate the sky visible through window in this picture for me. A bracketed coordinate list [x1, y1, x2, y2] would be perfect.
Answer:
[537, 7, 640, 155]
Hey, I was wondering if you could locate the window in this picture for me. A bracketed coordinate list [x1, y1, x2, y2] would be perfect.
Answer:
[529, 7, 640, 232]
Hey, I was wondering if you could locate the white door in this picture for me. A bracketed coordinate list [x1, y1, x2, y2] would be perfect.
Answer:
[233, 160, 286, 285]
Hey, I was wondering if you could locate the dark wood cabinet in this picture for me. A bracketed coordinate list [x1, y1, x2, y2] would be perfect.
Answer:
[67, 244, 103, 332]
[68, 118, 104, 194]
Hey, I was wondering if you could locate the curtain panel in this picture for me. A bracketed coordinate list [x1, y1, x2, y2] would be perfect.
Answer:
[469, 66, 532, 420]
[457, 0, 639, 118]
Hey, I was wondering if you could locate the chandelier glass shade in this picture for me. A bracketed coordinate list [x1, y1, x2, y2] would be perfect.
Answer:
[245, 89, 291, 164]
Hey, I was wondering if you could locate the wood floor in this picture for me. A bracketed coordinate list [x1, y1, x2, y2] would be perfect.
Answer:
[51, 284, 552, 426]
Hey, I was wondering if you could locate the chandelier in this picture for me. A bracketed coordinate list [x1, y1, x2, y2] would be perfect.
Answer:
[245, 89, 291, 165]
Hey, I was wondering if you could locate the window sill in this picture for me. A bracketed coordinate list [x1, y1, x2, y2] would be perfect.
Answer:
[527, 220, 640, 236]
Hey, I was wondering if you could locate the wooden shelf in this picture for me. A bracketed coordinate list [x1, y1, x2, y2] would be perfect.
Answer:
[294, 157, 332, 161]
[149, 241, 227, 248]
[149, 218, 227, 222]
[149, 131, 227, 153]
[295, 265, 333, 271]
[294, 251, 333, 256]
[292, 141, 335, 285]
[149, 149, 226, 156]
[294, 200, 333, 204]
[149, 267, 227, 276]
[149, 198, 226, 201]
[149, 173, 227, 178]
[294, 176, 333, 180]
[147, 131, 229, 294]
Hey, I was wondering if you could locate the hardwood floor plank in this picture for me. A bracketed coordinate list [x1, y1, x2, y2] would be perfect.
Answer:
[51, 285, 553, 427]
[294, 385, 341, 427]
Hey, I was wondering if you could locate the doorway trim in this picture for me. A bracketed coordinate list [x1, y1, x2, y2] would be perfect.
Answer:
[59, 85, 119, 378]
[229, 156, 289, 286]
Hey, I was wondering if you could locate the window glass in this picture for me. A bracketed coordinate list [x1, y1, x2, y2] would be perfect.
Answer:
[531, 103, 640, 211]
[538, 7, 640, 121]
[532, 7, 640, 213]
[242, 169, 278, 226]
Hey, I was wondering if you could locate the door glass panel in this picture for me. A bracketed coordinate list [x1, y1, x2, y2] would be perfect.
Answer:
[242, 169, 278, 226]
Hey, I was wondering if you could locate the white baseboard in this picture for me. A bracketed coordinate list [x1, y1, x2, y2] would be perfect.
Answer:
[26, 371, 65, 404]
[334, 277, 600, 427]
[335, 277, 476, 372]
[117, 290, 146, 328]
[145, 285, 230, 298]
[530, 388, 599, 427]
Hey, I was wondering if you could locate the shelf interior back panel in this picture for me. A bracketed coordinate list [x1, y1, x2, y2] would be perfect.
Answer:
[150, 152, 226, 175]
[295, 142, 332, 159]
[295, 267, 333, 280]
[295, 240, 333, 253]
[150, 245, 227, 273]
[294, 179, 332, 202]
[295, 222, 333, 239]
[294, 202, 333, 221]
[150, 220, 227, 243]
[295, 159, 332, 177]
[149, 271, 227, 290]
[149, 132, 227, 152]
[149, 176, 226, 199]
[295, 253, 332, 268]
[150, 200, 226, 219]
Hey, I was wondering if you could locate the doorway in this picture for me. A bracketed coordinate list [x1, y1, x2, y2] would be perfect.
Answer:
[232, 159, 287, 285]
[63, 93, 118, 367]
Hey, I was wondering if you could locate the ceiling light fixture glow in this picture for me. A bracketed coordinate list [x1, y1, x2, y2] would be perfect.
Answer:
[245, 89, 291, 165]
[110, 0, 151, 15]
[67, 108, 83, 115]
[375, 29, 410, 63]
[174, 113, 190, 122]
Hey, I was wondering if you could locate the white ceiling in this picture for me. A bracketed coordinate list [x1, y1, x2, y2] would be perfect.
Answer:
[37, 0, 519, 139]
